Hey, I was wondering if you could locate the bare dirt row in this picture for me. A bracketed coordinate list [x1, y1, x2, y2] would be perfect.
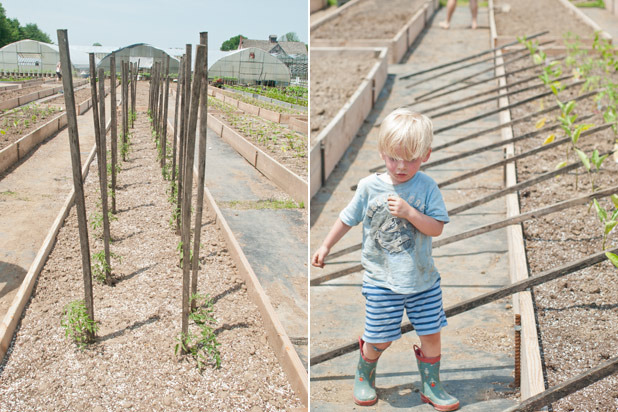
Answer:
[496, 1, 617, 410]
[0, 83, 302, 411]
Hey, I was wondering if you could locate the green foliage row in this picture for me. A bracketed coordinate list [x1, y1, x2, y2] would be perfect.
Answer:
[228, 84, 308, 107]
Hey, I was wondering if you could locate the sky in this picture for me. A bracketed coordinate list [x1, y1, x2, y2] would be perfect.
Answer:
[1, 0, 308, 65]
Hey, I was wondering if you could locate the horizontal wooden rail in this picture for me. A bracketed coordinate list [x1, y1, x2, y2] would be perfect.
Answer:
[502, 356, 618, 412]
[313, 186, 618, 284]
[398, 31, 548, 80]
[310, 246, 618, 365]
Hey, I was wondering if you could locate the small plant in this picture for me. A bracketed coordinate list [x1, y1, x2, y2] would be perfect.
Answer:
[174, 293, 221, 370]
[176, 240, 193, 267]
[575, 148, 609, 191]
[91, 250, 121, 283]
[592, 195, 618, 250]
[60, 300, 98, 349]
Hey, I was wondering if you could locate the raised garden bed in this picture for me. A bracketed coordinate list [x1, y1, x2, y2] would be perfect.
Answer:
[208, 96, 307, 181]
[491, 0, 618, 409]
[310, 47, 387, 197]
[311, 0, 436, 63]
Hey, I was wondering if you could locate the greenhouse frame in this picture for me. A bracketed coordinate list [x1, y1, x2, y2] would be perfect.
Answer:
[97, 43, 180, 73]
[209, 47, 292, 86]
[0, 39, 60, 74]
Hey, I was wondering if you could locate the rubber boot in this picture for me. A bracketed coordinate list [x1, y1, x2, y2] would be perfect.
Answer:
[353, 338, 378, 406]
[414, 345, 460, 411]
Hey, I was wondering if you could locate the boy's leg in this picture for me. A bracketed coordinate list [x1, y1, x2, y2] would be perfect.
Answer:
[405, 280, 458, 410]
[355, 283, 405, 406]
[418, 331, 441, 358]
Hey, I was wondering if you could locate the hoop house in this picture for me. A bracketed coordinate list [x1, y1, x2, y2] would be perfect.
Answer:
[0, 40, 59, 74]
[97, 43, 180, 74]
[209, 47, 291, 86]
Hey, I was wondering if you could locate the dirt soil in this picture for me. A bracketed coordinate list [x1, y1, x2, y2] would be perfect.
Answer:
[494, 0, 594, 38]
[310, 50, 379, 146]
[0, 84, 49, 102]
[311, 0, 426, 39]
[43, 85, 93, 110]
[0, 85, 302, 411]
[496, 3, 618, 410]
[0, 106, 63, 151]
[208, 98, 307, 180]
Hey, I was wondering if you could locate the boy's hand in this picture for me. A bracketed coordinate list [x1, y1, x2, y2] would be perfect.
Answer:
[387, 195, 413, 220]
[311, 245, 331, 268]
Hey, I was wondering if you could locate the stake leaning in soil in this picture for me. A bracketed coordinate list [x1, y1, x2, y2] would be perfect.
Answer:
[110, 54, 118, 214]
[310, 246, 618, 365]
[57, 29, 94, 332]
[501, 356, 618, 412]
[191, 32, 209, 311]
[313, 186, 618, 285]
[180, 44, 206, 347]
[398, 30, 548, 80]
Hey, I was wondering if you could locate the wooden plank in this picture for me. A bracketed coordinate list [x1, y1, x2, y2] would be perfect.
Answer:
[59, 29, 94, 332]
[310, 246, 618, 365]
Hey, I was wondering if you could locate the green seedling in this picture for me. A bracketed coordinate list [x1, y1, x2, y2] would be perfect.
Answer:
[575, 149, 609, 192]
[176, 240, 194, 268]
[592, 196, 618, 250]
[91, 250, 121, 284]
[174, 293, 221, 370]
[60, 300, 98, 349]
[606, 252, 618, 268]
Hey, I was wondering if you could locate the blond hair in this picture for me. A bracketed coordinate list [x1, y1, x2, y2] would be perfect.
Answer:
[378, 108, 433, 161]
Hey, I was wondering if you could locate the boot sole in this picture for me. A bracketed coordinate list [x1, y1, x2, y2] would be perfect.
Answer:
[420, 393, 460, 411]
[353, 396, 378, 406]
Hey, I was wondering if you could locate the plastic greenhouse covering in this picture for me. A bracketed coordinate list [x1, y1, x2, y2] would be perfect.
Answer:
[209, 47, 291, 85]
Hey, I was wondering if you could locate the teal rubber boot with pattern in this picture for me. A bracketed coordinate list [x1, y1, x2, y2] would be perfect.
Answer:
[353, 338, 378, 406]
[414, 345, 460, 411]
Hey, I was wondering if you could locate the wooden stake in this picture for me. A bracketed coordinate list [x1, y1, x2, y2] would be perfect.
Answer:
[191, 32, 208, 311]
[161, 55, 170, 170]
[431, 90, 596, 152]
[177, 45, 192, 233]
[110, 53, 118, 214]
[435, 88, 556, 135]
[172, 56, 183, 184]
[314, 186, 618, 284]
[311, 246, 618, 365]
[97, 67, 112, 285]
[398, 31, 549, 80]
[430, 75, 577, 119]
[502, 356, 618, 412]
[57, 29, 94, 337]
[403, 40, 555, 90]
[181, 44, 206, 347]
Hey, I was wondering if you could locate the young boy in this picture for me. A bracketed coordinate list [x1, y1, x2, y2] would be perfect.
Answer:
[311, 108, 459, 411]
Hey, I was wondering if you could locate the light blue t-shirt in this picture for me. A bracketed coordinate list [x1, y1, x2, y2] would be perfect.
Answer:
[339, 172, 449, 294]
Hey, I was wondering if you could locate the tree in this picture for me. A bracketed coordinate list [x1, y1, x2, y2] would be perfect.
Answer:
[92, 42, 102, 46]
[19, 23, 51, 43]
[220, 34, 244, 51]
[0, 3, 52, 47]
[279, 32, 300, 42]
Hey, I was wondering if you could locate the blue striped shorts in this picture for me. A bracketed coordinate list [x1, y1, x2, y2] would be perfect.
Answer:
[361, 279, 447, 343]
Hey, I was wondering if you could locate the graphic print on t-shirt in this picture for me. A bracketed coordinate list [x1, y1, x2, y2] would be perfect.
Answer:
[366, 196, 416, 254]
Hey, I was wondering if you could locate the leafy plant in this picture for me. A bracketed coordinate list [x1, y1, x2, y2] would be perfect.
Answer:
[592, 195, 618, 250]
[60, 300, 98, 349]
[91, 250, 121, 283]
[174, 293, 221, 370]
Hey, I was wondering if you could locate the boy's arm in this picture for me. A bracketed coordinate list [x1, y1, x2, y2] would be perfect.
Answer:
[387, 196, 444, 237]
[311, 218, 352, 268]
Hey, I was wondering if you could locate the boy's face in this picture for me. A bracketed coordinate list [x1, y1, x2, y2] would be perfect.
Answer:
[380, 148, 431, 185]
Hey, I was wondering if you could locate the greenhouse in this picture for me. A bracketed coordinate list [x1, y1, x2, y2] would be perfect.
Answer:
[0, 39, 60, 74]
[209, 47, 291, 86]
[97, 43, 180, 73]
